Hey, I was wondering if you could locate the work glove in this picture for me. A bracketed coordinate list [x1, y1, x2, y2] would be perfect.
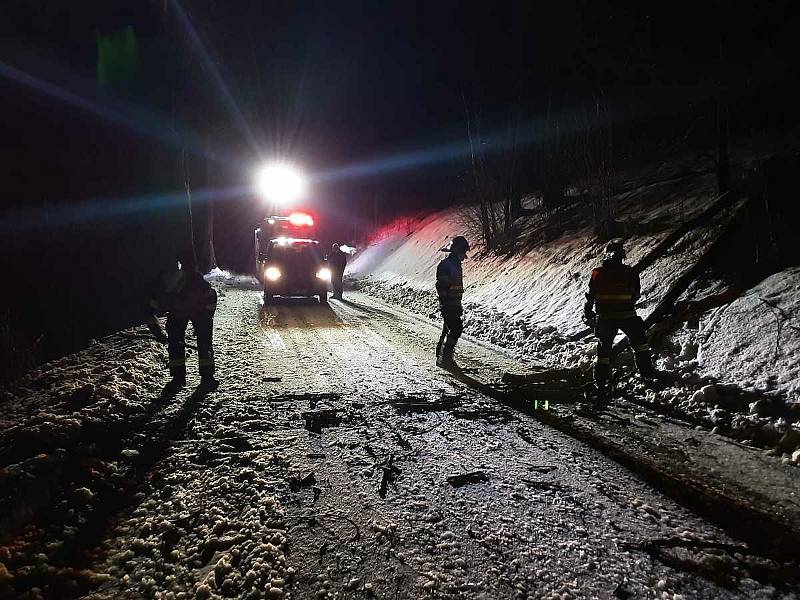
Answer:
[582, 293, 596, 328]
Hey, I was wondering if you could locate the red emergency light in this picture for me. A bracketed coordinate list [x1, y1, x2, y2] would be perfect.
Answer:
[288, 212, 314, 227]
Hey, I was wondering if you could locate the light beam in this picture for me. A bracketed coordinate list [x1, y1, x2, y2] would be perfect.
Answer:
[0, 186, 247, 233]
[169, 0, 262, 155]
[0, 60, 235, 165]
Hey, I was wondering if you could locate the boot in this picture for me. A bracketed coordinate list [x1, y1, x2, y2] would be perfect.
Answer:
[436, 347, 460, 372]
[199, 376, 220, 392]
[591, 360, 612, 403]
[635, 350, 658, 379]
[162, 375, 186, 396]
[594, 361, 610, 388]
[586, 382, 609, 404]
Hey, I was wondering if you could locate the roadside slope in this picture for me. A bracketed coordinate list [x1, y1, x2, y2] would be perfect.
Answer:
[348, 183, 800, 459]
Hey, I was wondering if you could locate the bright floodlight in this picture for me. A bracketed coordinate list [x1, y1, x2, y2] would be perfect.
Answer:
[255, 163, 307, 204]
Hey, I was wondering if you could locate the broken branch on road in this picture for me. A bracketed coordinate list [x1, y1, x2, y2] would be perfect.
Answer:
[302, 409, 342, 433]
[378, 454, 401, 498]
[447, 470, 488, 487]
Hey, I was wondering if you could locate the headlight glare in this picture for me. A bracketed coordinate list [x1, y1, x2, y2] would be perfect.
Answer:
[265, 266, 282, 281]
[316, 268, 332, 281]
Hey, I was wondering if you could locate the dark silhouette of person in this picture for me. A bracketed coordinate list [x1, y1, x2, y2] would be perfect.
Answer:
[583, 239, 656, 400]
[435, 236, 469, 370]
[147, 249, 218, 393]
[328, 243, 348, 300]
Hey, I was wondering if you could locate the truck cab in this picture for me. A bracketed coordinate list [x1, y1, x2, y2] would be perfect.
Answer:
[254, 213, 330, 304]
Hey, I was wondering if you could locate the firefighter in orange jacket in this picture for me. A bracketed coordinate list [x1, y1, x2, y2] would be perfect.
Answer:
[147, 250, 219, 393]
[583, 240, 656, 398]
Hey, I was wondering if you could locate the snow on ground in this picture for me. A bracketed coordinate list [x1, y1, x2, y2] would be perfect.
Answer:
[7, 285, 794, 599]
[0, 329, 165, 450]
[695, 267, 800, 398]
[348, 184, 800, 459]
[0, 327, 172, 596]
[350, 187, 726, 339]
[655, 267, 800, 456]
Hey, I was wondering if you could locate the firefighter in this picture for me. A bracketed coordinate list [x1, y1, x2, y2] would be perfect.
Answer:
[436, 236, 469, 370]
[328, 243, 347, 300]
[583, 239, 656, 399]
[147, 250, 219, 393]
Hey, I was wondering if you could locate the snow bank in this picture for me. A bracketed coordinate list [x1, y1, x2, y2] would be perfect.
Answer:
[349, 191, 729, 340]
[0, 328, 165, 435]
[205, 269, 261, 291]
[696, 267, 800, 400]
[205, 267, 234, 280]
[349, 186, 800, 454]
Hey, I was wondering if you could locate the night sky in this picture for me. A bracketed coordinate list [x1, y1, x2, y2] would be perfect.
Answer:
[3, 2, 798, 202]
[1, 1, 798, 370]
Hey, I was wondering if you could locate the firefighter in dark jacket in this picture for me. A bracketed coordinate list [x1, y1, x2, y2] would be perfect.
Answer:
[583, 239, 656, 398]
[436, 236, 469, 370]
[328, 243, 347, 300]
[147, 250, 219, 392]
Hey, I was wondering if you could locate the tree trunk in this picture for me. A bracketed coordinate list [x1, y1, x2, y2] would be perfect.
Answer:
[204, 146, 217, 271]
[716, 21, 731, 196]
[749, 156, 799, 269]
[716, 101, 730, 196]
[181, 146, 196, 264]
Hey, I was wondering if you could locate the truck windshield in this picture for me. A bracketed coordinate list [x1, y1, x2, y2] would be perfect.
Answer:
[269, 244, 321, 268]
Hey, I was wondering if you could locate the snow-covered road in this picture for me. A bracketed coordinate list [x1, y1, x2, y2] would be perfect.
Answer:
[2, 279, 796, 599]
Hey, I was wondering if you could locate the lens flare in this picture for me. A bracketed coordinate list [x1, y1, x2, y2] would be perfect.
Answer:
[255, 163, 307, 204]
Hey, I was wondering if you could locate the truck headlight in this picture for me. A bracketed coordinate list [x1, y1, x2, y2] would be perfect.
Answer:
[316, 268, 331, 281]
[265, 266, 282, 281]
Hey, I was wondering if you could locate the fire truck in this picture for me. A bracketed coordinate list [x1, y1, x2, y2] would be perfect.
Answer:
[254, 212, 330, 304]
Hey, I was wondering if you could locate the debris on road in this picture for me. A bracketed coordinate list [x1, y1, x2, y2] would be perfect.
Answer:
[447, 470, 488, 487]
[378, 454, 400, 498]
[501, 367, 586, 385]
[302, 409, 342, 432]
[391, 393, 460, 414]
[288, 471, 316, 492]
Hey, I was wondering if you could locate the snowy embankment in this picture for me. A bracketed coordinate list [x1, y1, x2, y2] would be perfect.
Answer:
[671, 268, 800, 433]
[0, 330, 168, 588]
[0, 332, 164, 445]
[348, 192, 800, 460]
[691, 268, 800, 395]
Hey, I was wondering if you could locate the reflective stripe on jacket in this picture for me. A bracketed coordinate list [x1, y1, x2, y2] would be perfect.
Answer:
[586, 260, 640, 317]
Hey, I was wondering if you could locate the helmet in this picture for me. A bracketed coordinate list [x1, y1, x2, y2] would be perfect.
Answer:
[449, 236, 470, 255]
[605, 239, 626, 260]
